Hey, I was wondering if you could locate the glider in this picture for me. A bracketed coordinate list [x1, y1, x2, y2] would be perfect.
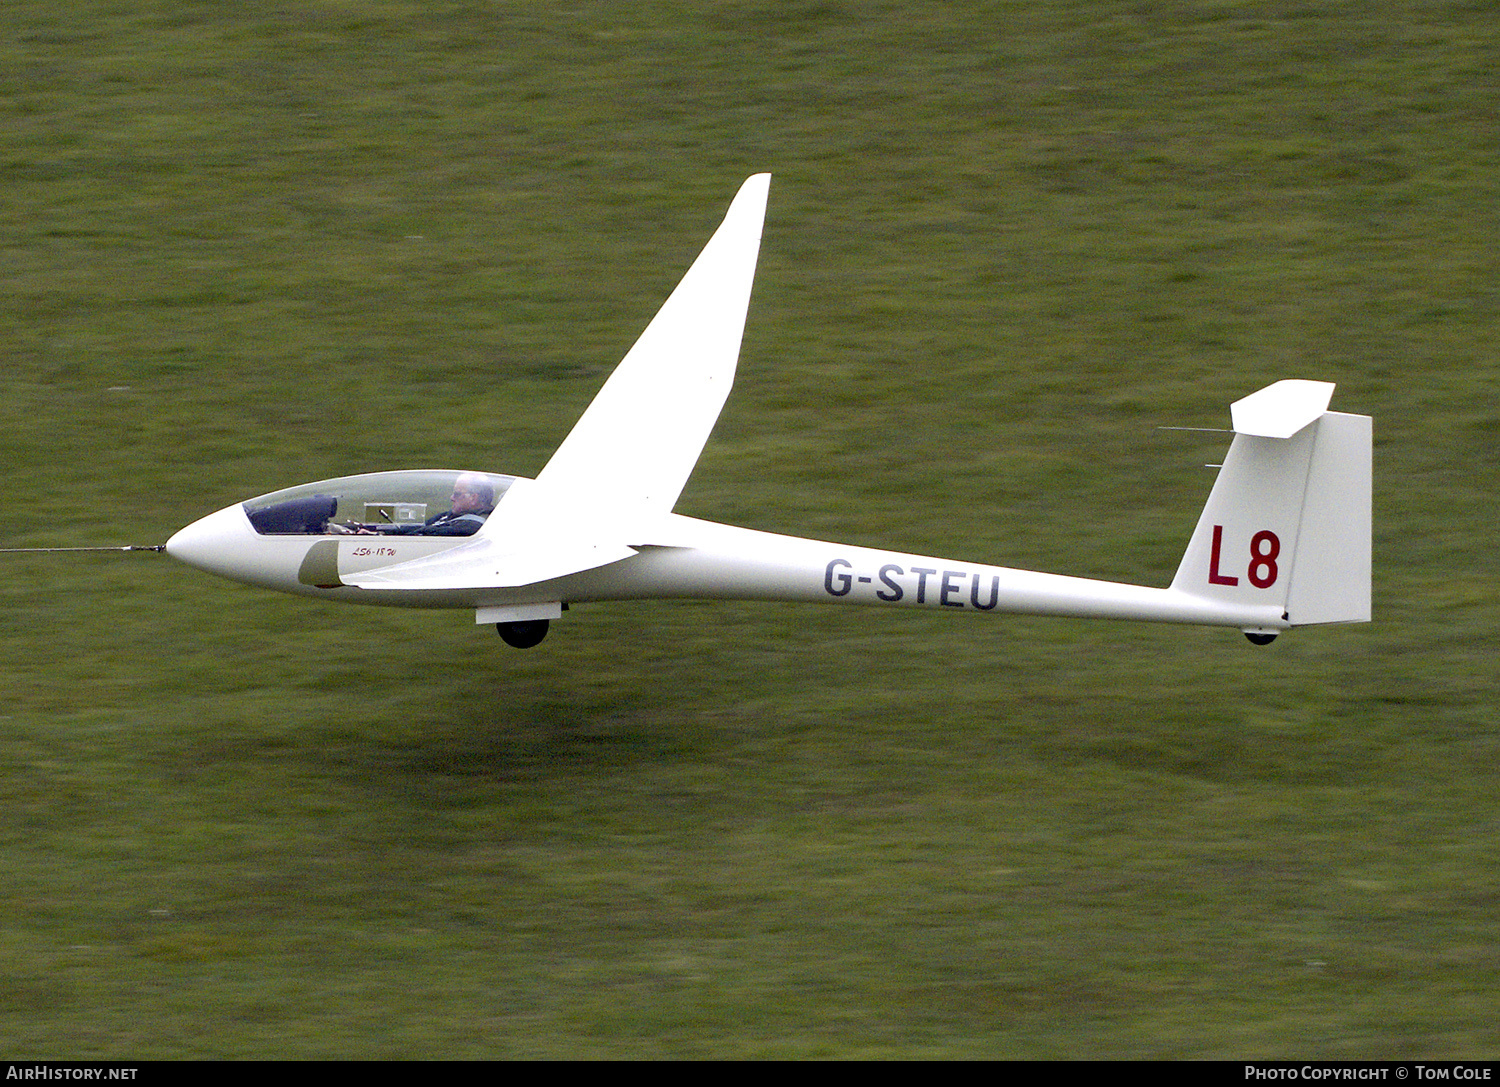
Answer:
[166, 174, 1371, 648]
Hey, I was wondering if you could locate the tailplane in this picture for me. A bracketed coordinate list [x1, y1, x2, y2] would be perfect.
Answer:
[1170, 380, 1371, 636]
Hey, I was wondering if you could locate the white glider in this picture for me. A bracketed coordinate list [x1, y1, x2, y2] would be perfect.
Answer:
[167, 174, 1371, 648]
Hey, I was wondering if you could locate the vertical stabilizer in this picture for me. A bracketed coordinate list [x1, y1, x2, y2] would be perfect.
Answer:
[1284, 412, 1372, 624]
[1171, 383, 1371, 628]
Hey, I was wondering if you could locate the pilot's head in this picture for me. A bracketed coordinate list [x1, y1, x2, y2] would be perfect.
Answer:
[450, 473, 496, 514]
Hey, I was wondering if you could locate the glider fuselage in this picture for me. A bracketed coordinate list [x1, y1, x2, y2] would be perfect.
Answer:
[166, 480, 1290, 632]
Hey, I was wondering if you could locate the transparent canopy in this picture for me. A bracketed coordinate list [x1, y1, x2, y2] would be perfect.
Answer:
[242, 470, 516, 536]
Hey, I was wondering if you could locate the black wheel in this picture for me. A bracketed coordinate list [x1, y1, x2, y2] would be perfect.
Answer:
[1243, 631, 1278, 646]
[496, 619, 549, 648]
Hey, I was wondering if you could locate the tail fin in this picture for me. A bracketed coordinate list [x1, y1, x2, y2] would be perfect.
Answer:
[1170, 381, 1371, 629]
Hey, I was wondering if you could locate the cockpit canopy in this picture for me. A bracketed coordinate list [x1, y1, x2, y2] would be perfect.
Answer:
[243, 470, 516, 535]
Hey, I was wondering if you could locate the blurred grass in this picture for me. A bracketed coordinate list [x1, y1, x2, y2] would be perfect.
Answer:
[2, 0, 1497, 1059]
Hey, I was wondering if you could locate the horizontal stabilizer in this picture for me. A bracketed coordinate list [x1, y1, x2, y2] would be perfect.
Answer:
[1230, 379, 1335, 438]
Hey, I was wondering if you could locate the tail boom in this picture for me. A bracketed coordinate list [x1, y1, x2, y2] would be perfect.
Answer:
[464, 516, 1292, 631]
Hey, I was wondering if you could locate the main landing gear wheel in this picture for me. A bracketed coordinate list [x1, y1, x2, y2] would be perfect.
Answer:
[496, 619, 550, 648]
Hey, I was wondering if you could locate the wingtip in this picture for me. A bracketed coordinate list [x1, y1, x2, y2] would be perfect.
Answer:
[732, 172, 772, 208]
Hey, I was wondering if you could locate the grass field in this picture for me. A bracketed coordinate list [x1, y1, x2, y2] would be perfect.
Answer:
[2, 0, 1497, 1059]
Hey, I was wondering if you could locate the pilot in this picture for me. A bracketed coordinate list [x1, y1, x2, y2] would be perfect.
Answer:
[378, 473, 497, 536]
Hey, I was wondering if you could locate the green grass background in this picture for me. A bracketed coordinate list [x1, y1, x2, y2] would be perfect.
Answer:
[2, 0, 1496, 1059]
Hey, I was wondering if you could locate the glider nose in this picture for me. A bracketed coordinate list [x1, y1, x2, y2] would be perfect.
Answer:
[166, 504, 249, 577]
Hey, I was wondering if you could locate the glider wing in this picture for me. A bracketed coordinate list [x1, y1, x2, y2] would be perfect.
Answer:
[344, 175, 772, 593]
[534, 173, 771, 517]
